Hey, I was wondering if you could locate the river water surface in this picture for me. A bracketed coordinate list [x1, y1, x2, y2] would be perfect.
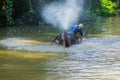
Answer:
[0, 26, 120, 80]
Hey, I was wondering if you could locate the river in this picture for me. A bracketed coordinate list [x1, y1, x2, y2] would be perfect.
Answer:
[0, 26, 120, 80]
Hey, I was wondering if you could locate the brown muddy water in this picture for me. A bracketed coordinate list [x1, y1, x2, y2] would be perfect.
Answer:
[0, 24, 120, 80]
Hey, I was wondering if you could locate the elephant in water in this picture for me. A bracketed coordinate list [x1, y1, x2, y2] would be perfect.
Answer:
[53, 32, 80, 47]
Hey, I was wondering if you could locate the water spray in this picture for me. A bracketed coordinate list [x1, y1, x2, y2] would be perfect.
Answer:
[41, 0, 84, 31]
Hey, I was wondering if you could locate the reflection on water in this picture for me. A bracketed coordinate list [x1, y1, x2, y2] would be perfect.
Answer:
[0, 36, 120, 80]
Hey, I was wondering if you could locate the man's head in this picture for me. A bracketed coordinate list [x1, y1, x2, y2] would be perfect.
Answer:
[78, 23, 83, 29]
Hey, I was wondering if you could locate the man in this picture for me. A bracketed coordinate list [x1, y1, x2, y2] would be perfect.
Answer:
[53, 23, 83, 47]
[70, 23, 83, 43]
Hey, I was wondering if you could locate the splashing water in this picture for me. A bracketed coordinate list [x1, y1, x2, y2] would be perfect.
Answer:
[0, 38, 65, 52]
[0, 37, 120, 54]
[41, 0, 83, 31]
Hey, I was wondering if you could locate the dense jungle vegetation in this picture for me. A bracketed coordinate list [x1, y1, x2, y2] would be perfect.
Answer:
[0, 0, 120, 34]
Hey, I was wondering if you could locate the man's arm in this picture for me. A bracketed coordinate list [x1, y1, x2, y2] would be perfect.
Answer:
[78, 33, 82, 43]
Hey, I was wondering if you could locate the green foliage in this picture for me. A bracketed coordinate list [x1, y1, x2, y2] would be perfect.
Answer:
[99, 0, 118, 17]
[84, 0, 119, 17]
[5, 0, 13, 25]
[13, 0, 43, 26]
[12, 0, 29, 19]
[0, 0, 119, 27]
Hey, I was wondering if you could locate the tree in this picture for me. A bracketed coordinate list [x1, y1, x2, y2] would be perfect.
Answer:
[5, 0, 13, 25]
[98, 0, 118, 16]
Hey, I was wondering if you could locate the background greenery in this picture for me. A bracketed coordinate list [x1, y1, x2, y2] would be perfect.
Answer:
[0, 0, 120, 35]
